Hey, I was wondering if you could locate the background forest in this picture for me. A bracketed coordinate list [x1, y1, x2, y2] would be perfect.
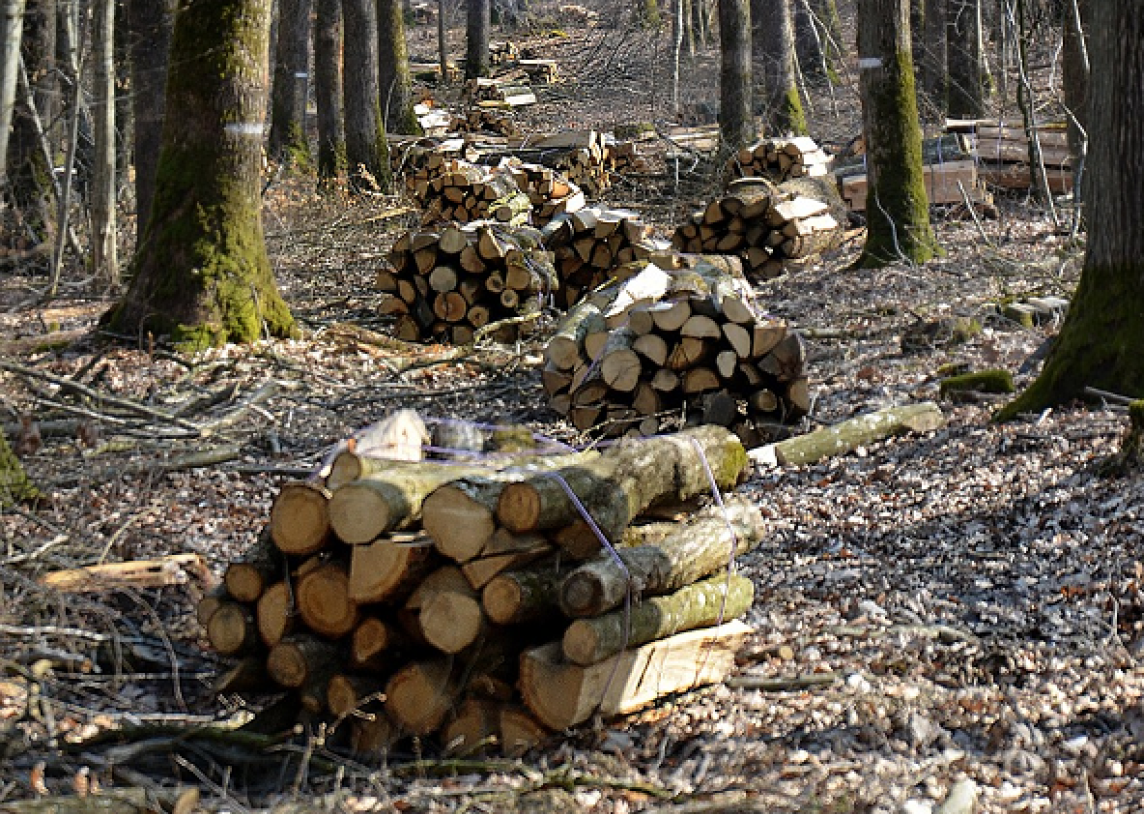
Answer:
[3, 1, 1144, 813]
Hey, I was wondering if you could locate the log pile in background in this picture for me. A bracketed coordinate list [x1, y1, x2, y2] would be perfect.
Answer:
[450, 108, 518, 138]
[377, 221, 555, 344]
[466, 76, 537, 108]
[201, 425, 757, 755]
[671, 178, 845, 280]
[947, 117, 1073, 194]
[725, 136, 832, 183]
[482, 131, 612, 198]
[541, 253, 811, 442]
[489, 40, 520, 65]
[506, 163, 587, 226]
[541, 206, 665, 309]
[417, 162, 533, 226]
[519, 58, 559, 84]
[608, 140, 652, 175]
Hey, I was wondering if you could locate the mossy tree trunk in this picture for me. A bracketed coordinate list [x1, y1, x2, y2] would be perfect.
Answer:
[718, 0, 754, 153]
[103, 0, 295, 350]
[946, 0, 988, 118]
[313, 0, 345, 184]
[855, 0, 939, 267]
[466, 0, 490, 80]
[125, 0, 174, 241]
[378, 0, 420, 135]
[751, 0, 807, 135]
[343, 0, 392, 191]
[997, 0, 1144, 419]
[268, 0, 312, 167]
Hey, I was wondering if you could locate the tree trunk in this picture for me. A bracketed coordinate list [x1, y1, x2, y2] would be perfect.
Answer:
[90, 0, 117, 285]
[1061, 0, 1089, 204]
[125, 0, 174, 241]
[267, 0, 312, 166]
[103, 0, 296, 349]
[466, 0, 490, 80]
[0, 0, 25, 190]
[751, 0, 807, 135]
[855, 0, 939, 267]
[946, 0, 987, 117]
[313, 0, 344, 183]
[717, 0, 753, 152]
[378, 0, 420, 135]
[919, 0, 946, 114]
[998, 0, 1144, 416]
[6, 0, 55, 244]
[792, 0, 827, 85]
[343, 0, 392, 192]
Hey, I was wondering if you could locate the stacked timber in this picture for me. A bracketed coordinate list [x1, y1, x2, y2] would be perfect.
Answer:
[451, 108, 518, 137]
[466, 76, 537, 108]
[726, 136, 832, 182]
[947, 118, 1073, 194]
[377, 222, 555, 344]
[519, 58, 559, 84]
[505, 163, 587, 226]
[608, 140, 652, 175]
[417, 161, 532, 226]
[489, 41, 520, 65]
[482, 131, 612, 197]
[541, 206, 663, 308]
[541, 253, 811, 441]
[391, 137, 471, 197]
[672, 179, 845, 280]
[201, 425, 757, 755]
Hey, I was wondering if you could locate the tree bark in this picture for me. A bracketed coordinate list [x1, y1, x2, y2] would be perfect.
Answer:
[792, 0, 828, 85]
[313, 0, 344, 182]
[378, 0, 420, 135]
[751, 0, 807, 135]
[919, 0, 946, 113]
[90, 0, 117, 284]
[718, 0, 753, 153]
[125, 0, 174, 241]
[946, 0, 987, 118]
[855, 0, 939, 266]
[268, 0, 312, 165]
[0, 0, 26, 191]
[6, 0, 55, 244]
[104, 0, 296, 348]
[466, 0, 490, 80]
[998, 0, 1144, 416]
[343, 0, 392, 191]
[1061, 0, 1089, 204]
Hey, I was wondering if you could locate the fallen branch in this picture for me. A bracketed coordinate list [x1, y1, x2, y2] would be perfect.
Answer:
[724, 672, 839, 691]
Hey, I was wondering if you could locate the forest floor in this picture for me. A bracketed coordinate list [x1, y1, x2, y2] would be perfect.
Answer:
[3, 7, 1144, 814]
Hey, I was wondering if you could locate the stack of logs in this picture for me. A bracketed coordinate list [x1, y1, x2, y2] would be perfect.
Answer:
[725, 136, 832, 182]
[466, 76, 537, 108]
[451, 108, 518, 137]
[609, 140, 651, 175]
[672, 179, 844, 280]
[417, 162, 533, 226]
[484, 131, 612, 198]
[541, 253, 810, 441]
[541, 206, 664, 309]
[506, 163, 587, 226]
[377, 222, 555, 344]
[489, 40, 520, 65]
[949, 118, 1073, 194]
[201, 425, 758, 756]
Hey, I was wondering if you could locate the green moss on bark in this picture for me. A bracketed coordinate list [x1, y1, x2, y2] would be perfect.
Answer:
[0, 431, 40, 507]
[939, 369, 1015, 398]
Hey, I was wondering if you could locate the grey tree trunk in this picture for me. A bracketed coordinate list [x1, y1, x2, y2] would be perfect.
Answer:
[998, 0, 1144, 416]
[0, 0, 25, 188]
[378, 0, 420, 134]
[103, 0, 295, 348]
[313, 0, 344, 182]
[751, 0, 806, 135]
[343, 0, 391, 191]
[792, 0, 827, 85]
[1061, 0, 1089, 199]
[466, 0, 490, 80]
[856, 0, 939, 266]
[6, 0, 55, 243]
[90, 0, 116, 284]
[268, 0, 312, 166]
[946, 0, 987, 117]
[919, 0, 946, 114]
[125, 0, 173, 241]
[718, 0, 753, 152]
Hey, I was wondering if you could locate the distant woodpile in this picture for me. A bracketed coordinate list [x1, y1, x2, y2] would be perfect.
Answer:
[202, 424, 757, 756]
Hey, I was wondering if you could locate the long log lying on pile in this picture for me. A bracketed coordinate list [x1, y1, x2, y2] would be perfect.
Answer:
[672, 178, 845, 280]
[541, 206, 663, 308]
[542, 254, 811, 440]
[203, 425, 755, 756]
[377, 221, 555, 344]
[725, 136, 832, 182]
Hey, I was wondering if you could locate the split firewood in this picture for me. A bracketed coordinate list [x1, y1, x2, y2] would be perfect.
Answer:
[726, 136, 833, 183]
[518, 620, 752, 730]
[558, 496, 765, 618]
[562, 572, 754, 665]
[542, 207, 658, 308]
[747, 401, 945, 467]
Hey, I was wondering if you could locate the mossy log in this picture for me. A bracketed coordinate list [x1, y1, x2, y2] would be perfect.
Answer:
[939, 369, 1015, 398]
[0, 428, 40, 507]
[558, 496, 765, 617]
[562, 573, 754, 665]
[519, 620, 752, 730]
[748, 401, 946, 467]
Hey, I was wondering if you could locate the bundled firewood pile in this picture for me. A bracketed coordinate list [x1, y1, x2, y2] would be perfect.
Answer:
[948, 117, 1073, 194]
[725, 136, 832, 182]
[671, 179, 845, 280]
[201, 423, 758, 755]
[450, 108, 518, 137]
[466, 76, 537, 108]
[608, 140, 652, 175]
[541, 253, 811, 441]
[505, 163, 586, 226]
[376, 221, 555, 344]
[541, 206, 664, 308]
[416, 162, 533, 226]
